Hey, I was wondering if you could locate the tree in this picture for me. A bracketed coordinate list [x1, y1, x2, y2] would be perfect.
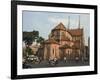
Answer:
[25, 47, 33, 55]
[37, 36, 44, 44]
[23, 30, 39, 46]
[32, 30, 39, 39]
[23, 30, 45, 56]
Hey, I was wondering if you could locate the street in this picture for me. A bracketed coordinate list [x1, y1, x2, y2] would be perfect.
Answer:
[23, 60, 89, 69]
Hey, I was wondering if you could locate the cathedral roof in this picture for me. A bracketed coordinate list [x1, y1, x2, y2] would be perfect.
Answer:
[44, 38, 59, 44]
[67, 28, 83, 36]
[60, 36, 70, 41]
[52, 22, 66, 31]
[60, 44, 71, 49]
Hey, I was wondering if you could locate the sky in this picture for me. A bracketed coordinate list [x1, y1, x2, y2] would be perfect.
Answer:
[22, 11, 90, 45]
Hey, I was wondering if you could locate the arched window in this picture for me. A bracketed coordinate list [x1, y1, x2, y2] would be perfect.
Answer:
[68, 50, 70, 55]
[53, 48, 55, 54]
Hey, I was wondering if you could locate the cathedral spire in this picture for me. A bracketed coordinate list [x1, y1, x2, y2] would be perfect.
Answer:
[68, 16, 70, 29]
[78, 15, 80, 29]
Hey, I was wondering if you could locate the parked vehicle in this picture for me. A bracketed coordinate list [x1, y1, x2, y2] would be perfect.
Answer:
[48, 58, 58, 66]
[27, 55, 40, 64]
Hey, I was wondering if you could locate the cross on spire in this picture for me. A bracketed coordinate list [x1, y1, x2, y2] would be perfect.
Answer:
[68, 16, 70, 29]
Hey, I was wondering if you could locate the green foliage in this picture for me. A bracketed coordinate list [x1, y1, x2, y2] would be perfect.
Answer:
[23, 34, 33, 46]
[23, 30, 44, 46]
[37, 36, 45, 43]
[32, 30, 39, 39]
[23, 30, 39, 46]
[25, 47, 33, 55]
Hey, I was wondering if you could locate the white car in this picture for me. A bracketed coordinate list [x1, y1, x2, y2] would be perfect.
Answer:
[27, 55, 39, 63]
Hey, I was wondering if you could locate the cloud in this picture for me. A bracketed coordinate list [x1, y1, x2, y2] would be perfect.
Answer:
[48, 16, 79, 28]
[48, 16, 68, 26]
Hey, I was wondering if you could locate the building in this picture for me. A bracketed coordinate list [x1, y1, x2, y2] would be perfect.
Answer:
[38, 22, 85, 61]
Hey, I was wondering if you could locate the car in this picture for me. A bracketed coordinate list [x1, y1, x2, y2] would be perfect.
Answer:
[27, 55, 40, 64]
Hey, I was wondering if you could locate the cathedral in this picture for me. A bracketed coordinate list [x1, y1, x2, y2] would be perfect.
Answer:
[38, 22, 85, 61]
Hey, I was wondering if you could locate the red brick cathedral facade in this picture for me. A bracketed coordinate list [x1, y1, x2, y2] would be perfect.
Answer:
[39, 22, 85, 61]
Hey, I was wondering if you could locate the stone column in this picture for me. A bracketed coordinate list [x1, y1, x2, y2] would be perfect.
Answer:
[44, 45, 47, 60]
